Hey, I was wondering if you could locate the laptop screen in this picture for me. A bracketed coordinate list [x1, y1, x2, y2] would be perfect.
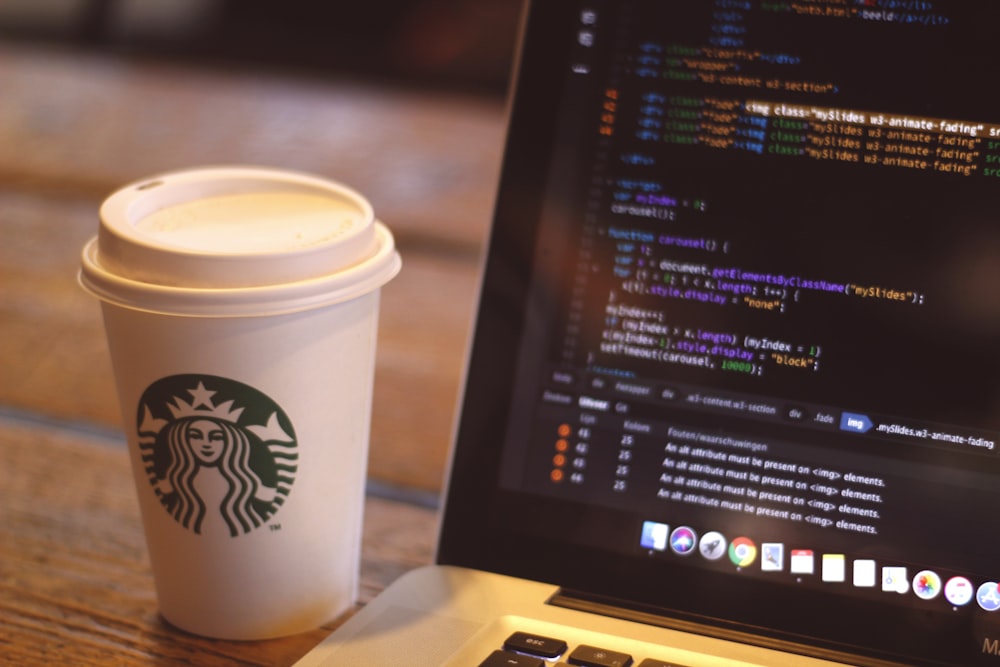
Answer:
[440, 1, 1000, 664]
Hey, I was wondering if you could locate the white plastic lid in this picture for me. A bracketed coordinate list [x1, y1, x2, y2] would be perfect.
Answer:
[80, 166, 401, 316]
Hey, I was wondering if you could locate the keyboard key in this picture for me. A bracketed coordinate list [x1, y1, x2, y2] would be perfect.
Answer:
[504, 631, 569, 659]
[568, 644, 633, 667]
[478, 649, 545, 667]
[637, 660, 689, 667]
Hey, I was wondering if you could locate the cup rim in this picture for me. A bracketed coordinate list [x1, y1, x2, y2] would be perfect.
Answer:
[80, 222, 401, 317]
[96, 166, 379, 289]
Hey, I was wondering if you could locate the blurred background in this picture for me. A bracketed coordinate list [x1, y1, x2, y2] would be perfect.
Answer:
[0, 0, 519, 92]
[0, 0, 522, 503]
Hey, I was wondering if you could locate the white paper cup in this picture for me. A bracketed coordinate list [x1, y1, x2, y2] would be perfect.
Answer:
[79, 166, 401, 639]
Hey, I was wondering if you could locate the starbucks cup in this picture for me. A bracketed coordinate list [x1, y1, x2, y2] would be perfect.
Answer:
[79, 166, 401, 639]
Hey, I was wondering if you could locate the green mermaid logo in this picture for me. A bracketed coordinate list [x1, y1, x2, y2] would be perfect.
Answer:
[137, 374, 297, 536]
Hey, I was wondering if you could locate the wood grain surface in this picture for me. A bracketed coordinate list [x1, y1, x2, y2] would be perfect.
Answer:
[0, 412, 437, 666]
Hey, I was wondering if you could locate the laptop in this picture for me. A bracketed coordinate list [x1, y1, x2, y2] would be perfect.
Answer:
[295, 2, 1000, 665]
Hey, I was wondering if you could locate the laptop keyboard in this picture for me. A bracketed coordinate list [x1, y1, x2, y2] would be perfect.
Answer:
[477, 631, 689, 667]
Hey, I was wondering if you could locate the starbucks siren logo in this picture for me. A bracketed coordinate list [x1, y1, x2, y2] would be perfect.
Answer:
[137, 374, 298, 536]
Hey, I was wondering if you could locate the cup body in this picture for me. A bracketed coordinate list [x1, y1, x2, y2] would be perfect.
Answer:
[102, 295, 377, 638]
[79, 166, 400, 639]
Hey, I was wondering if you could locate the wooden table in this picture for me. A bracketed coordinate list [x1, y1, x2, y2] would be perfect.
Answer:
[0, 42, 505, 664]
[0, 418, 436, 665]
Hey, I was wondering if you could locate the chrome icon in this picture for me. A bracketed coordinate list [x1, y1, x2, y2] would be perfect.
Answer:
[728, 536, 757, 568]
